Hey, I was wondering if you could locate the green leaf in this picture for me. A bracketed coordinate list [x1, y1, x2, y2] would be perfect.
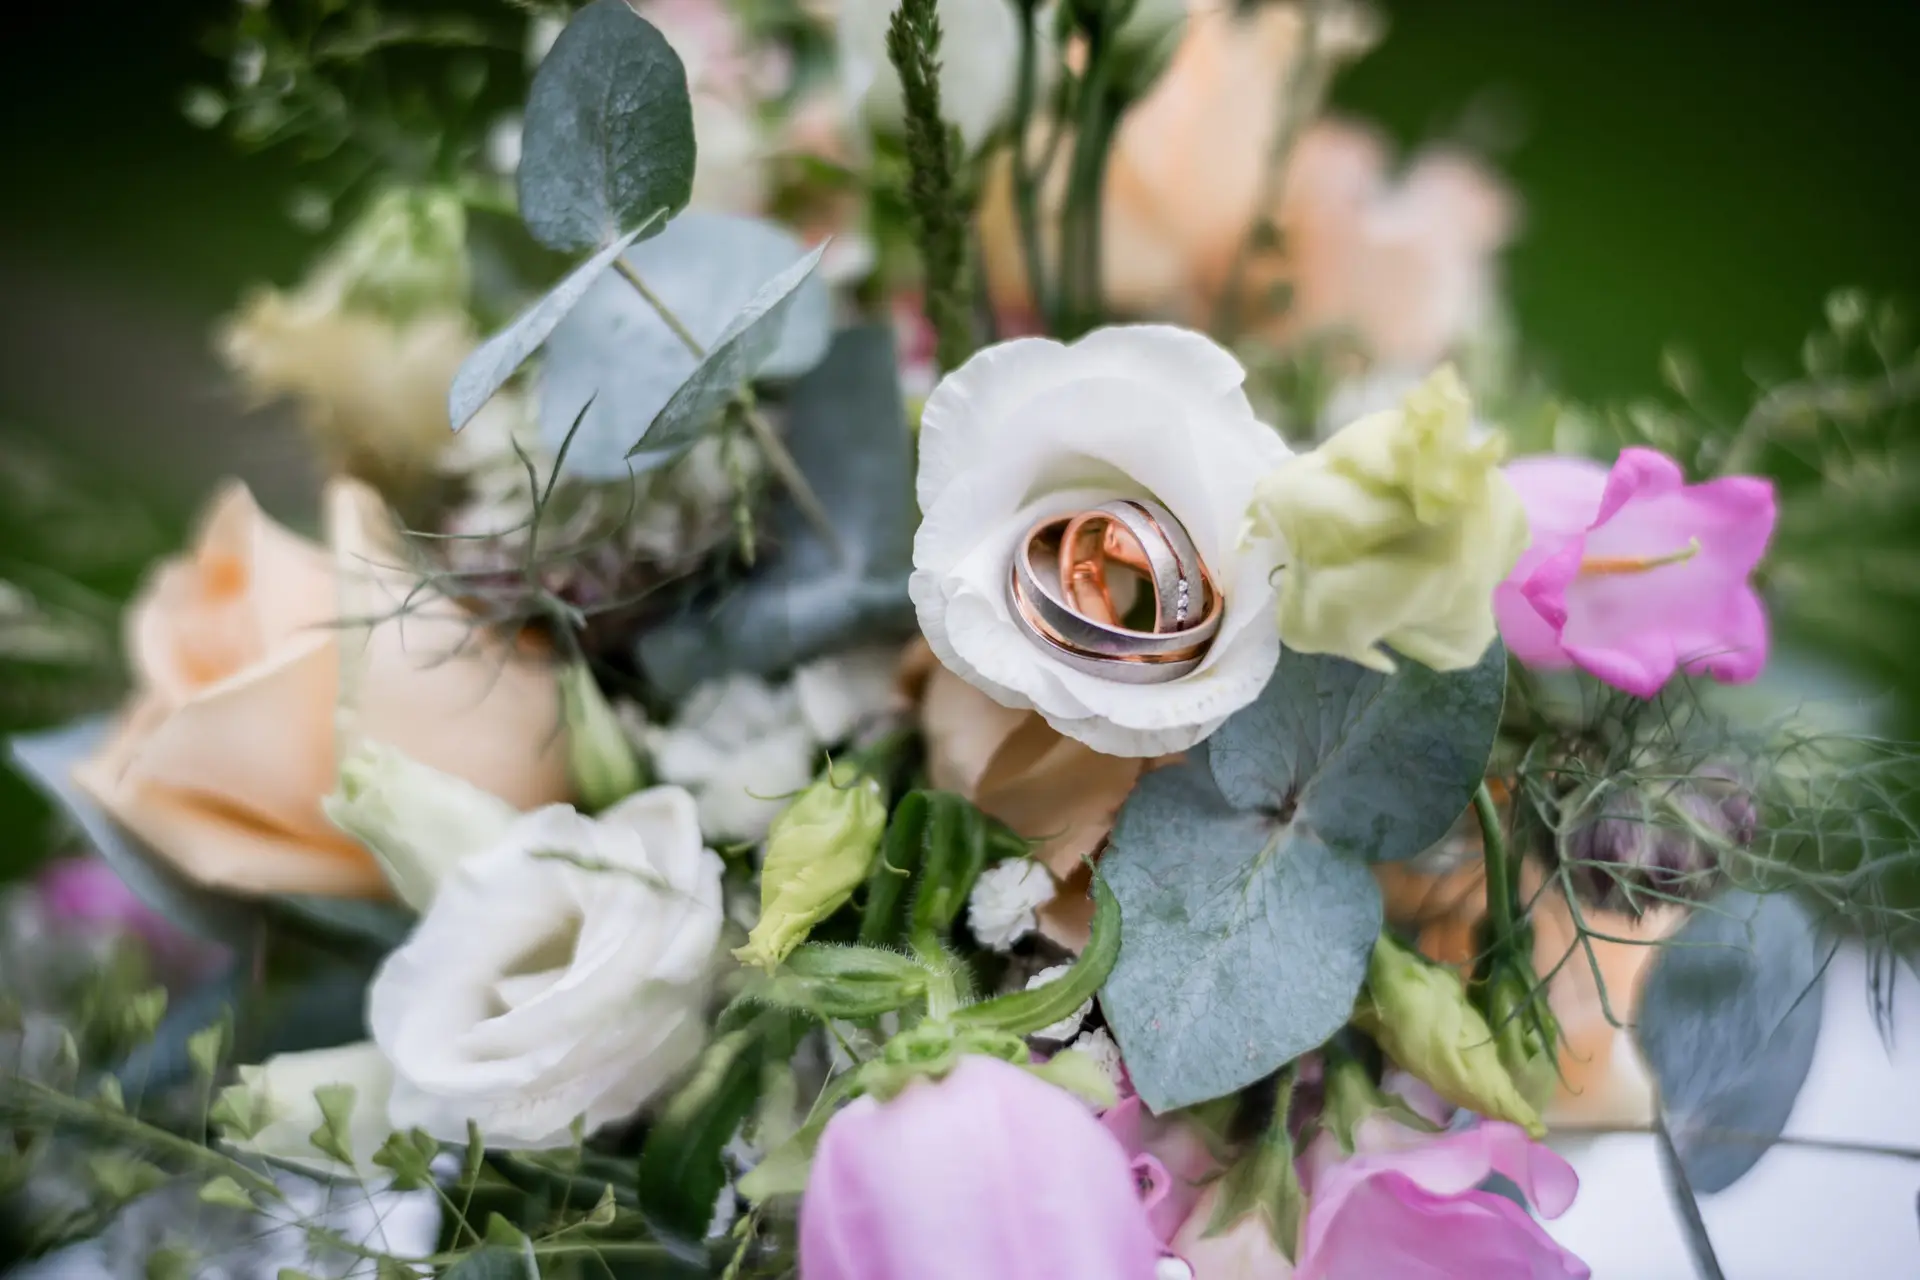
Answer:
[637, 1013, 801, 1240]
[448, 221, 653, 431]
[123, 987, 168, 1043]
[1100, 759, 1383, 1111]
[187, 1020, 229, 1081]
[146, 1246, 196, 1280]
[516, 0, 695, 252]
[1636, 889, 1827, 1193]
[198, 1175, 256, 1212]
[626, 242, 829, 471]
[638, 326, 916, 694]
[308, 1082, 360, 1166]
[372, 1128, 443, 1190]
[1205, 642, 1508, 864]
[10, 719, 258, 945]
[88, 1152, 170, 1203]
[1100, 644, 1503, 1110]
[540, 212, 834, 478]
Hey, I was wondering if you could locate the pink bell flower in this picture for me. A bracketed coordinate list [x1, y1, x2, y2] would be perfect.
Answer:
[1101, 1094, 1220, 1245]
[799, 1054, 1162, 1280]
[1494, 447, 1776, 697]
[1296, 1121, 1588, 1280]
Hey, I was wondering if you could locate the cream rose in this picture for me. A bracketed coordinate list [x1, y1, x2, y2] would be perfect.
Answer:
[909, 325, 1292, 757]
[367, 788, 725, 1147]
[75, 479, 570, 899]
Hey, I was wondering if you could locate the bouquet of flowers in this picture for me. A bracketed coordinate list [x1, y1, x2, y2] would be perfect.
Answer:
[5, 0, 1918, 1276]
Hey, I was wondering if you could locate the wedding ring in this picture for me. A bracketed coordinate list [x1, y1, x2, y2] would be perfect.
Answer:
[1059, 500, 1206, 632]
[1005, 509, 1222, 685]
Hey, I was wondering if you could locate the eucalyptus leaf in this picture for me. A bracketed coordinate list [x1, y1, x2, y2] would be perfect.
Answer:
[517, 0, 695, 252]
[1637, 889, 1827, 1193]
[448, 223, 651, 432]
[1098, 643, 1505, 1111]
[637, 325, 916, 693]
[10, 718, 258, 945]
[540, 213, 834, 477]
[1101, 757, 1382, 1112]
[1206, 641, 1507, 862]
[628, 241, 830, 472]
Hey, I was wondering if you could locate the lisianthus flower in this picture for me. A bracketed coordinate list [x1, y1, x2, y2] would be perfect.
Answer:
[910, 326, 1293, 758]
[799, 1055, 1162, 1280]
[1245, 366, 1528, 673]
[1494, 447, 1776, 697]
[367, 787, 724, 1147]
[1294, 1119, 1588, 1280]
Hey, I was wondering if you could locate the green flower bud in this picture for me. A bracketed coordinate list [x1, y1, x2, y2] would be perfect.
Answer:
[1483, 966, 1561, 1114]
[734, 764, 887, 971]
[1355, 934, 1545, 1138]
[560, 662, 645, 813]
[323, 741, 518, 909]
[321, 186, 470, 321]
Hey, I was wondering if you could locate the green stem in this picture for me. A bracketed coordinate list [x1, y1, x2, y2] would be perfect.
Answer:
[611, 261, 842, 560]
[1010, 0, 1053, 327]
[1474, 781, 1518, 955]
[1061, 30, 1116, 336]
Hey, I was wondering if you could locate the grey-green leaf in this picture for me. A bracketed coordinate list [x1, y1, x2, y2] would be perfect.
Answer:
[1637, 889, 1827, 1193]
[637, 325, 915, 693]
[517, 0, 695, 252]
[1207, 641, 1507, 863]
[626, 241, 830, 471]
[1100, 757, 1383, 1112]
[10, 718, 258, 945]
[540, 213, 833, 477]
[447, 223, 651, 432]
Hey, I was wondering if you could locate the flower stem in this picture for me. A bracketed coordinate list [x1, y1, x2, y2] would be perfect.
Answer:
[1474, 781, 1518, 955]
[610, 261, 842, 560]
[1010, 0, 1053, 328]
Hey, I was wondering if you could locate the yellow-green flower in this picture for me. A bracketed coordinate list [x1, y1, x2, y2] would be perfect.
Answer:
[1245, 365, 1529, 672]
[734, 763, 887, 971]
[1354, 934, 1545, 1137]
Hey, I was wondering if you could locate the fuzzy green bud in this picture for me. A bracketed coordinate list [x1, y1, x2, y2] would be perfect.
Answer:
[560, 662, 645, 813]
[735, 764, 887, 971]
[323, 741, 518, 909]
[1355, 934, 1545, 1138]
[1483, 967, 1561, 1114]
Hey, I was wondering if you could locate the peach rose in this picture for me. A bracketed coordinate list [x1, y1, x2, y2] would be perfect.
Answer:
[981, 0, 1515, 368]
[75, 478, 571, 898]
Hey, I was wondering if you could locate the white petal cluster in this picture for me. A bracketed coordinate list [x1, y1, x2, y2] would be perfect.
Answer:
[966, 859, 1057, 951]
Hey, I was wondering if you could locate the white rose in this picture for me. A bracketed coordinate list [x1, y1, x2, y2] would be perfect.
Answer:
[910, 325, 1293, 757]
[647, 674, 819, 842]
[367, 788, 725, 1148]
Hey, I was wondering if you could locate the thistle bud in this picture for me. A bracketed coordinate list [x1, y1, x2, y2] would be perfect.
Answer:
[560, 662, 645, 813]
[1560, 766, 1754, 914]
[323, 741, 519, 909]
[734, 764, 887, 971]
[1355, 935, 1544, 1137]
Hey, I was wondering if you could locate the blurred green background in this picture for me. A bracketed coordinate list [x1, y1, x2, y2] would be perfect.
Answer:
[0, 0, 1915, 874]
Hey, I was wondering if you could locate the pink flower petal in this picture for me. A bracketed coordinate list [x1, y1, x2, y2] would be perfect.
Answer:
[1497, 448, 1776, 697]
[1299, 1174, 1590, 1280]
